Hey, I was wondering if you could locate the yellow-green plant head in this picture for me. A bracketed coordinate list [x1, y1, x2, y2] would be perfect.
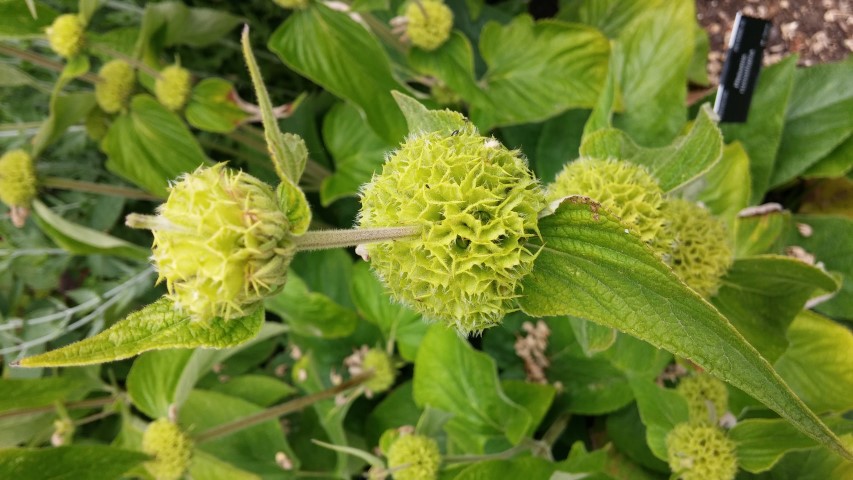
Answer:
[130, 163, 294, 321]
[547, 157, 665, 243]
[363, 348, 396, 394]
[666, 423, 738, 480]
[658, 199, 733, 297]
[273, 0, 309, 9]
[358, 127, 545, 334]
[155, 65, 192, 111]
[46, 14, 85, 58]
[677, 373, 729, 424]
[141, 418, 193, 480]
[406, 0, 454, 51]
[387, 433, 441, 480]
[0, 149, 37, 210]
[95, 60, 135, 114]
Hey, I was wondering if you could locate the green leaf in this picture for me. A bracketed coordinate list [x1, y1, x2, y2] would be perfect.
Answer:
[264, 271, 358, 339]
[185, 78, 249, 133]
[771, 58, 853, 188]
[0, 445, 148, 480]
[758, 434, 853, 480]
[276, 180, 311, 236]
[134, 1, 242, 55]
[320, 102, 392, 206]
[730, 418, 818, 472]
[629, 379, 689, 461]
[693, 141, 751, 229]
[569, 316, 617, 355]
[456, 457, 562, 480]
[189, 450, 262, 480]
[0, 377, 76, 412]
[712, 255, 840, 362]
[78, 0, 102, 24]
[209, 375, 296, 408]
[612, 0, 694, 146]
[365, 382, 422, 447]
[802, 134, 853, 178]
[392, 91, 469, 136]
[734, 209, 791, 258]
[102, 95, 208, 197]
[687, 22, 710, 86]
[518, 197, 851, 459]
[350, 262, 427, 361]
[775, 311, 853, 414]
[606, 404, 669, 472]
[719, 56, 796, 203]
[557, 0, 665, 38]
[501, 380, 555, 438]
[548, 346, 634, 415]
[268, 3, 406, 144]
[15, 297, 264, 367]
[31, 92, 96, 157]
[126, 322, 286, 418]
[413, 325, 531, 446]
[0, 0, 56, 38]
[32, 200, 149, 261]
[0, 64, 36, 87]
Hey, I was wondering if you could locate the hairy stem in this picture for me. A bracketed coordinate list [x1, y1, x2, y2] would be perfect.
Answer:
[294, 226, 421, 252]
[195, 372, 373, 444]
[41, 177, 162, 201]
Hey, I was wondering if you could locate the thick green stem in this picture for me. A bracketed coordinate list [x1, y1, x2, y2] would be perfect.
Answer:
[294, 226, 421, 252]
[194, 372, 373, 444]
[41, 177, 161, 201]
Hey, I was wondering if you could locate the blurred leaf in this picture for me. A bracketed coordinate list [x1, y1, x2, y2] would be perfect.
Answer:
[78, 0, 102, 24]
[800, 178, 853, 217]
[268, 3, 406, 143]
[413, 325, 531, 446]
[0, 0, 56, 38]
[755, 433, 853, 480]
[16, 298, 264, 367]
[802, 135, 853, 178]
[0, 446, 148, 480]
[189, 450, 261, 480]
[694, 141, 751, 230]
[719, 56, 796, 204]
[264, 271, 358, 339]
[320, 102, 391, 206]
[456, 457, 562, 479]
[0, 377, 76, 412]
[519, 198, 850, 458]
[712, 255, 840, 362]
[365, 382, 422, 447]
[31, 92, 95, 157]
[630, 379, 689, 461]
[0, 64, 35, 87]
[734, 210, 791, 258]
[501, 380, 555, 437]
[185, 78, 249, 133]
[102, 95, 208, 197]
[135, 1, 242, 55]
[557, 0, 664, 38]
[771, 58, 853, 188]
[208, 375, 296, 408]
[687, 22, 710, 86]
[606, 404, 669, 472]
[32, 200, 149, 261]
[569, 316, 617, 356]
[730, 418, 818, 473]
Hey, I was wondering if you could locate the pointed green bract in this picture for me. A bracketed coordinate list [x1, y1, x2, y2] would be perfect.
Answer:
[392, 91, 468, 136]
[518, 197, 851, 460]
[14, 298, 264, 367]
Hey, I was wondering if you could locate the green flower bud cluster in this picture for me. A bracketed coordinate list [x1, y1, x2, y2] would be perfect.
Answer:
[273, 0, 309, 10]
[666, 423, 738, 480]
[130, 163, 295, 321]
[387, 433, 441, 480]
[141, 418, 193, 480]
[677, 373, 729, 424]
[46, 14, 85, 58]
[405, 0, 454, 51]
[358, 127, 544, 334]
[95, 60, 136, 114]
[363, 348, 396, 394]
[155, 65, 192, 112]
[547, 157, 665, 243]
[0, 149, 37, 210]
[657, 199, 733, 297]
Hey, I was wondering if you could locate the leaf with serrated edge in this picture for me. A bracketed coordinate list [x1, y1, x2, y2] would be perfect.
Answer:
[14, 297, 263, 367]
[392, 91, 468, 136]
[519, 197, 851, 460]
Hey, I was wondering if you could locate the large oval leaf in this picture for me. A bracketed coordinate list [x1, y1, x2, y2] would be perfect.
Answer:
[518, 197, 851, 459]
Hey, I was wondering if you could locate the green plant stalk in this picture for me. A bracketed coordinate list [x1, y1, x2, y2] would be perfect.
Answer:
[194, 371, 373, 443]
[294, 226, 421, 251]
[41, 176, 162, 201]
[0, 395, 119, 420]
[0, 43, 99, 84]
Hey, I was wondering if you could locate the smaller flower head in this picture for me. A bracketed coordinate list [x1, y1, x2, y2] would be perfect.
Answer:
[46, 14, 85, 58]
[273, 0, 309, 9]
[387, 433, 441, 480]
[362, 348, 396, 395]
[0, 149, 37, 227]
[127, 163, 295, 321]
[677, 373, 729, 424]
[142, 418, 193, 480]
[405, 0, 454, 51]
[155, 65, 192, 111]
[95, 60, 136, 114]
[657, 199, 733, 297]
[666, 423, 738, 480]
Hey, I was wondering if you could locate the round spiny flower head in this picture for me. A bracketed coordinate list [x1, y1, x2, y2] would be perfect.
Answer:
[657, 199, 732, 297]
[547, 157, 665, 243]
[155, 65, 192, 112]
[273, 0, 309, 9]
[666, 423, 738, 480]
[128, 163, 294, 321]
[677, 374, 729, 424]
[363, 349, 396, 394]
[387, 433, 441, 480]
[46, 14, 85, 58]
[0, 149, 37, 210]
[358, 126, 545, 334]
[405, 0, 454, 51]
[95, 60, 135, 114]
[142, 418, 193, 480]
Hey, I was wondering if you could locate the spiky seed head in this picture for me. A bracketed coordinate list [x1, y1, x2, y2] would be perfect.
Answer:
[363, 349, 396, 394]
[677, 373, 729, 424]
[358, 126, 545, 335]
[136, 163, 294, 321]
[141, 418, 193, 480]
[547, 157, 665, 243]
[46, 14, 85, 58]
[405, 0, 454, 51]
[657, 199, 733, 297]
[95, 60, 135, 114]
[0, 149, 37, 210]
[155, 65, 192, 111]
[387, 433, 441, 480]
[666, 423, 738, 480]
